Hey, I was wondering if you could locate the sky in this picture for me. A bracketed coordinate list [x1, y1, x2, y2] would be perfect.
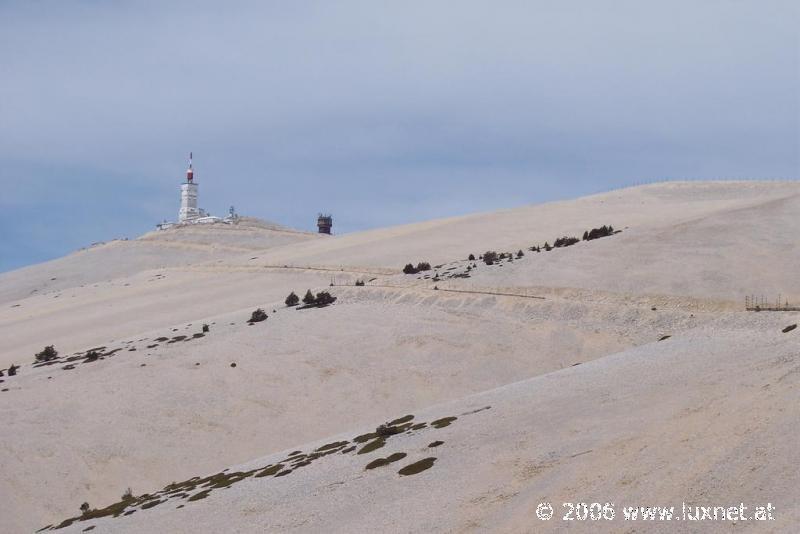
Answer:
[1, 0, 798, 272]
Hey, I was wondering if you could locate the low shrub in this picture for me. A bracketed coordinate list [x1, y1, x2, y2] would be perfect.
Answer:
[402, 263, 418, 274]
[315, 291, 336, 306]
[354, 280, 365, 286]
[483, 251, 498, 265]
[8, 364, 18, 376]
[468, 253, 475, 261]
[35, 345, 58, 363]
[416, 262, 431, 272]
[248, 308, 268, 323]
[202, 324, 210, 333]
[285, 292, 300, 306]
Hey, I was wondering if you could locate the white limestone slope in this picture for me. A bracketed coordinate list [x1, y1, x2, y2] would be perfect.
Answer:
[53, 312, 800, 533]
[0, 216, 320, 305]
[232, 181, 799, 285]
[0, 218, 323, 368]
[1, 181, 798, 533]
[2, 181, 796, 370]
[2, 286, 710, 533]
[463, 187, 800, 302]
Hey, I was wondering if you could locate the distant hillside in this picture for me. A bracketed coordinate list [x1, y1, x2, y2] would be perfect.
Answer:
[0, 217, 319, 304]
[219, 181, 800, 302]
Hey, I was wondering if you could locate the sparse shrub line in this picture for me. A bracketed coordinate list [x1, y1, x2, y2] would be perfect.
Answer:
[284, 289, 338, 310]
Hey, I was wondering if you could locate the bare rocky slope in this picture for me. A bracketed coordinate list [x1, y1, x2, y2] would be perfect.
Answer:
[1, 181, 797, 533]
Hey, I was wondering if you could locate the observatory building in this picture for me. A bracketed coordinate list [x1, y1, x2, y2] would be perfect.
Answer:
[156, 153, 238, 230]
[157, 153, 325, 233]
[179, 153, 200, 222]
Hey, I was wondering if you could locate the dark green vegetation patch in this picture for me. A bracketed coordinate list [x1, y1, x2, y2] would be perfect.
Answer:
[398, 457, 437, 476]
[357, 437, 387, 455]
[365, 452, 407, 470]
[431, 416, 457, 428]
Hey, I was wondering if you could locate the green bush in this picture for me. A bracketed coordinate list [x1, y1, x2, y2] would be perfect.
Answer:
[315, 291, 336, 306]
[35, 345, 58, 363]
[402, 262, 431, 273]
[302, 290, 316, 305]
[285, 292, 300, 306]
[248, 308, 268, 323]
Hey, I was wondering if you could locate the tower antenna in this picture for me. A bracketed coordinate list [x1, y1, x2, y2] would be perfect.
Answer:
[186, 152, 194, 183]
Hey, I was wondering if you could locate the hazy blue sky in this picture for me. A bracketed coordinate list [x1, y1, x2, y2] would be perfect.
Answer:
[1, 1, 798, 272]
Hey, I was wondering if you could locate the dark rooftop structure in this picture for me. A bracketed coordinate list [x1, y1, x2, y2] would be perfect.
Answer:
[317, 214, 333, 235]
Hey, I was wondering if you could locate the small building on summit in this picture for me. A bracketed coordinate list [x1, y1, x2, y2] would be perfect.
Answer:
[317, 214, 333, 234]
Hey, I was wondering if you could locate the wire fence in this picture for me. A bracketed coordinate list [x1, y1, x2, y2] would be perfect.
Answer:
[745, 294, 800, 312]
